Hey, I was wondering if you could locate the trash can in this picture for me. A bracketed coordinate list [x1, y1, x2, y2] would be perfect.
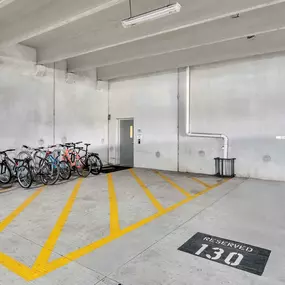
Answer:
[215, 157, 236, 178]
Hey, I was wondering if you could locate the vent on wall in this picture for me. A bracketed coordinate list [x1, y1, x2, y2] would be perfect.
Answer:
[66, 72, 76, 84]
[35, 65, 47, 77]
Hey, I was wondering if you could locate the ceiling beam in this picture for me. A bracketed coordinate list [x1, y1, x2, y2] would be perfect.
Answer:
[38, 0, 285, 64]
[97, 28, 285, 80]
[0, 0, 15, 9]
[68, 2, 285, 72]
[0, 0, 126, 49]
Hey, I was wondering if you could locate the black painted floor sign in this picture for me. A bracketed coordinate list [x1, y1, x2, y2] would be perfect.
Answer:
[178, 232, 271, 276]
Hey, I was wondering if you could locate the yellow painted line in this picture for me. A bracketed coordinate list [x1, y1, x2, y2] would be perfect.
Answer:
[193, 179, 230, 198]
[0, 189, 11, 194]
[33, 178, 83, 269]
[38, 179, 230, 278]
[33, 196, 196, 278]
[154, 171, 192, 198]
[192, 177, 211, 188]
[0, 188, 43, 232]
[129, 169, 164, 212]
[107, 174, 120, 234]
[0, 177, 230, 281]
[0, 252, 35, 281]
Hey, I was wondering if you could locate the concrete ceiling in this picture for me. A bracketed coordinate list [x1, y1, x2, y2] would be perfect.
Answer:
[1, 0, 285, 79]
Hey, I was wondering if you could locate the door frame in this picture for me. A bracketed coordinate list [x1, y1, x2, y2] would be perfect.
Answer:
[117, 117, 134, 166]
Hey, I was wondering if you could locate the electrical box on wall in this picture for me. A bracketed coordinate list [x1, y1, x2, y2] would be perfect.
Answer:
[35, 65, 47, 77]
[137, 129, 143, 144]
[96, 80, 108, 92]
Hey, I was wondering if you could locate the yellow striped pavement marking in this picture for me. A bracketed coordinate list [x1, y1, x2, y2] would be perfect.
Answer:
[129, 169, 164, 212]
[0, 174, 230, 281]
[33, 179, 83, 270]
[154, 171, 192, 198]
[192, 177, 212, 188]
[0, 188, 44, 232]
[107, 174, 120, 234]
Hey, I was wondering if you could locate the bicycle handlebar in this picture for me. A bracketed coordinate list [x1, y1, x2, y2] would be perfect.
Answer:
[48, 145, 57, 148]
[0, 149, 16, 154]
[34, 147, 44, 151]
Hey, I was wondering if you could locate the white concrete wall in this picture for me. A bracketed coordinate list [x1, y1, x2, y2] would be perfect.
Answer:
[0, 45, 108, 161]
[109, 53, 285, 181]
[2, 45, 285, 181]
[0, 54, 53, 149]
[53, 61, 108, 163]
[181, 54, 285, 181]
[109, 71, 178, 171]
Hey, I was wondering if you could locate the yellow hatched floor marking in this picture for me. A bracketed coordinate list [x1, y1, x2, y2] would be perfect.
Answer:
[32, 178, 228, 280]
[33, 178, 83, 270]
[0, 252, 34, 280]
[129, 169, 164, 212]
[154, 171, 192, 198]
[192, 179, 230, 198]
[107, 174, 120, 235]
[0, 188, 12, 194]
[0, 187, 44, 232]
[0, 175, 230, 281]
[192, 177, 212, 188]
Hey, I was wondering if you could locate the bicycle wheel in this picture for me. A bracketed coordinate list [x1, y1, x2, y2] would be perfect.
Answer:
[40, 160, 60, 185]
[89, 154, 103, 175]
[0, 163, 11, 184]
[17, 165, 33, 189]
[59, 160, 71, 180]
[76, 156, 92, 177]
[34, 150, 45, 168]
[17, 150, 32, 160]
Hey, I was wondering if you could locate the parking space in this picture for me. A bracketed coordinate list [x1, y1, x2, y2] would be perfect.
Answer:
[0, 169, 284, 285]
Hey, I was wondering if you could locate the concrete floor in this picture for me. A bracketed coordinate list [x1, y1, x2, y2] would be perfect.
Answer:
[0, 168, 284, 285]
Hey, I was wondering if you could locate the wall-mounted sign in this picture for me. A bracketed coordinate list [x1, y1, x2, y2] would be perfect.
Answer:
[178, 232, 271, 276]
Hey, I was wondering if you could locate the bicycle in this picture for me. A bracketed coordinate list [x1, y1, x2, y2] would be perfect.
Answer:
[19, 146, 61, 185]
[19, 144, 71, 182]
[0, 149, 33, 188]
[46, 145, 71, 180]
[61, 142, 92, 177]
[84, 143, 103, 175]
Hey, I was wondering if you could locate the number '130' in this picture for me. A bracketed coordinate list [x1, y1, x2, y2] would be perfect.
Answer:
[195, 244, 244, 266]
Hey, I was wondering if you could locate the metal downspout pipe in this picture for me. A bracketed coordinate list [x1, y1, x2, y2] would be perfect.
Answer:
[185, 66, 229, 159]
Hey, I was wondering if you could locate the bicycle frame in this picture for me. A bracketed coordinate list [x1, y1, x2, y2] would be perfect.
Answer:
[0, 153, 30, 182]
[63, 147, 86, 169]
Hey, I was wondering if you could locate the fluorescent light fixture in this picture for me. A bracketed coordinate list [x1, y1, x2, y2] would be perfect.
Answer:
[122, 2, 181, 28]
[0, 0, 15, 9]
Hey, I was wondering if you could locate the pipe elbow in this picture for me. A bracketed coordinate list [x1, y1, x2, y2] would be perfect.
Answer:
[221, 134, 229, 143]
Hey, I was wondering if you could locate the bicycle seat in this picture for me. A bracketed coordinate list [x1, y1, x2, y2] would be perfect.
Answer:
[48, 145, 56, 148]
[65, 144, 74, 149]
[22, 145, 29, 149]
[85, 143, 91, 146]
[34, 147, 44, 151]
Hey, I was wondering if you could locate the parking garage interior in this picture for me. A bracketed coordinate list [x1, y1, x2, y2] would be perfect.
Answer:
[1, 1, 285, 284]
